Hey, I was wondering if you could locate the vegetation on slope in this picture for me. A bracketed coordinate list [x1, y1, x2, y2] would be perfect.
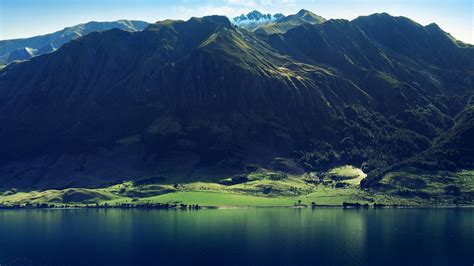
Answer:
[0, 13, 472, 193]
[1, 167, 472, 207]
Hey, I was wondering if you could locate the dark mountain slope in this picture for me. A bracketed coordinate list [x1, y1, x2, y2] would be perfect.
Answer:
[353, 13, 473, 69]
[413, 97, 474, 169]
[265, 16, 473, 178]
[0, 16, 371, 188]
[362, 97, 474, 187]
[0, 14, 472, 189]
[268, 18, 472, 117]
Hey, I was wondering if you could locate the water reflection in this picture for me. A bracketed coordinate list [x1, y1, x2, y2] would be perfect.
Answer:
[0, 209, 472, 266]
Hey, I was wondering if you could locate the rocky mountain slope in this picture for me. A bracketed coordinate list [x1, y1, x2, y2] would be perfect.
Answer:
[233, 10, 284, 25]
[0, 12, 472, 189]
[0, 20, 148, 65]
[233, 9, 325, 34]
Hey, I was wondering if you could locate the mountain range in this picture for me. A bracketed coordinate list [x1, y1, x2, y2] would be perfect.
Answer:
[233, 9, 326, 34]
[0, 10, 472, 190]
[0, 20, 148, 66]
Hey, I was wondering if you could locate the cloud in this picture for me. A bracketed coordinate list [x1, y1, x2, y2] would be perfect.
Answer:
[227, 0, 258, 8]
[226, 0, 297, 9]
[175, 0, 299, 19]
[259, 0, 296, 5]
[193, 0, 298, 17]
[177, 5, 250, 18]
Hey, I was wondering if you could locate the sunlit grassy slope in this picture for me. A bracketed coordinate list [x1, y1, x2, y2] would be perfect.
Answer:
[1, 167, 472, 207]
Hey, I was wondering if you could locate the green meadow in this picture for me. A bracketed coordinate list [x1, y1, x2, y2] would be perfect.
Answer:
[1, 166, 472, 207]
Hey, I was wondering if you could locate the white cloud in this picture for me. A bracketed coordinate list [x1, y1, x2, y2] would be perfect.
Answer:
[227, 0, 258, 8]
[177, 5, 250, 18]
[260, 0, 296, 5]
[175, 0, 299, 19]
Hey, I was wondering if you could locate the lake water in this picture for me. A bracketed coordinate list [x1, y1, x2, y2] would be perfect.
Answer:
[0, 208, 472, 266]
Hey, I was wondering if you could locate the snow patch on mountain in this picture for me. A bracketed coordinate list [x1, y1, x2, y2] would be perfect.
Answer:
[232, 10, 285, 25]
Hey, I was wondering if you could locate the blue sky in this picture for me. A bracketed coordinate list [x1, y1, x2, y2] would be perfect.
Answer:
[0, 0, 472, 43]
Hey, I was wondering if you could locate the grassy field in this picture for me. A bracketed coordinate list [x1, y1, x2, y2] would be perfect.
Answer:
[375, 168, 474, 205]
[326, 165, 366, 185]
[1, 166, 472, 207]
[143, 191, 295, 207]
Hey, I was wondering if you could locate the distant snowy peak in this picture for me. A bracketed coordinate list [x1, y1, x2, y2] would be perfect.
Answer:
[231, 9, 325, 34]
[233, 10, 285, 25]
[0, 20, 148, 65]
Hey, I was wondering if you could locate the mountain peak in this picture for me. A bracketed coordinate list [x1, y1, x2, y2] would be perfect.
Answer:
[355, 12, 419, 26]
[202, 15, 233, 27]
[280, 9, 326, 25]
[425, 22, 441, 30]
[232, 9, 325, 34]
[296, 9, 311, 16]
[232, 10, 283, 25]
[149, 15, 232, 33]
[247, 10, 264, 18]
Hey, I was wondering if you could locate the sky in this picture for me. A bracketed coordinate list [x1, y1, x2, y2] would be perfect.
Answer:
[0, 0, 473, 43]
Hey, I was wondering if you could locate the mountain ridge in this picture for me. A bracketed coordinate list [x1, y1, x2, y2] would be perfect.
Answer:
[0, 13, 472, 190]
[233, 9, 326, 34]
[0, 20, 149, 65]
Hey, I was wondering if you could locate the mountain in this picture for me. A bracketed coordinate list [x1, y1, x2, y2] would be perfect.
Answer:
[277, 9, 326, 25]
[233, 9, 325, 34]
[233, 10, 284, 25]
[6, 47, 37, 62]
[0, 20, 149, 65]
[0, 13, 472, 190]
[352, 13, 474, 68]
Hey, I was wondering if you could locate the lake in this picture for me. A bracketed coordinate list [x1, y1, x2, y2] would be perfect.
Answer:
[0, 208, 472, 266]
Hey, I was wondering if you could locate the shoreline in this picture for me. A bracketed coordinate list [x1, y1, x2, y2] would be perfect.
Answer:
[1, 203, 473, 210]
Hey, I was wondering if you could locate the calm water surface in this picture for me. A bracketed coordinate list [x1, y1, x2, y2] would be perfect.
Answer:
[0, 208, 472, 266]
